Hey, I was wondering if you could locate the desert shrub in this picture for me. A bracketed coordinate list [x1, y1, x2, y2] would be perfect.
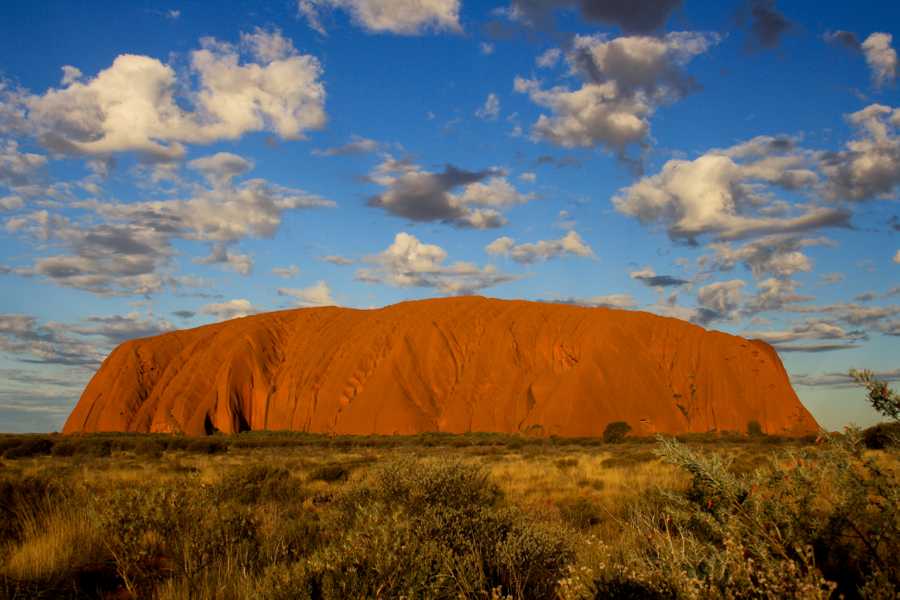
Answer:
[370, 458, 502, 514]
[495, 519, 574, 599]
[0, 437, 24, 455]
[50, 438, 112, 458]
[97, 483, 261, 594]
[602, 421, 632, 444]
[213, 465, 304, 505]
[307, 464, 349, 483]
[184, 438, 227, 454]
[134, 438, 166, 458]
[2, 439, 53, 460]
[0, 473, 62, 546]
[600, 451, 655, 469]
[862, 421, 900, 449]
[558, 497, 603, 530]
[555, 457, 579, 470]
[646, 430, 900, 598]
[746, 420, 764, 437]
[256, 505, 451, 600]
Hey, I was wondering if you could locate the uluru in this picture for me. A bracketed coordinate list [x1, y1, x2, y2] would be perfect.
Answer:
[63, 297, 819, 437]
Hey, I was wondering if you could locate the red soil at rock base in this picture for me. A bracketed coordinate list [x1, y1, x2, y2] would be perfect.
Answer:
[63, 296, 819, 437]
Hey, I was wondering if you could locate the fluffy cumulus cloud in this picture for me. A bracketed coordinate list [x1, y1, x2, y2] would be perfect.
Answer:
[514, 31, 719, 159]
[18, 29, 325, 160]
[744, 278, 812, 313]
[0, 140, 46, 187]
[821, 104, 900, 202]
[366, 156, 534, 229]
[861, 33, 898, 88]
[4, 154, 333, 295]
[278, 280, 335, 306]
[703, 235, 831, 279]
[485, 230, 594, 263]
[357, 232, 518, 294]
[695, 279, 745, 324]
[613, 135, 849, 242]
[200, 299, 256, 320]
[0, 314, 105, 367]
[501, 0, 682, 34]
[299, 0, 461, 36]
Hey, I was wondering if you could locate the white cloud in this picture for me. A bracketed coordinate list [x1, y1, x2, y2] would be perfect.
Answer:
[200, 299, 256, 320]
[745, 278, 813, 313]
[518, 171, 536, 182]
[357, 232, 518, 294]
[299, 0, 461, 36]
[475, 93, 500, 120]
[278, 280, 335, 306]
[0, 140, 46, 187]
[480, 42, 495, 55]
[193, 243, 253, 275]
[367, 156, 533, 229]
[0, 195, 23, 211]
[821, 103, 900, 202]
[272, 265, 300, 278]
[703, 235, 831, 279]
[515, 32, 719, 156]
[536, 48, 561, 68]
[695, 279, 745, 324]
[485, 230, 594, 264]
[22, 29, 325, 159]
[313, 135, 379, 156]
[894, 249, 900, 264]
[613, 136, 848, 241]
[5, 158, 333, 296]
[861, 32, 897, 88]
[578, 293, 636, 309]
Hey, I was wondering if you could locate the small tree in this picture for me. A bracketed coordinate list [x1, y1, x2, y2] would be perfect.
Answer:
[850, 369, 900, 421]
[602, 421, 632, 444]
[747, 420, 764, 437]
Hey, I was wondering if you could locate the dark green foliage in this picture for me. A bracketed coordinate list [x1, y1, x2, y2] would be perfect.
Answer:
[133, 438, 166, 458]
[260, 459, 573, 600]
[0, 473, 62, 545]
[602, 421, 632, 444]
[850, 368, 900, 421]
[746, 420, 764, 437]
[184, 438, 227, 454]
[862, 421, 900, 449]
[2, 439, 53, 459]
[213, 465, 304, 505]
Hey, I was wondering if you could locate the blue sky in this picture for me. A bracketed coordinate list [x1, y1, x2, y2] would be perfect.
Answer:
[0, 0, 898, 433]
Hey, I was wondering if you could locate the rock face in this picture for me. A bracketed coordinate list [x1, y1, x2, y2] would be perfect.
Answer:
[63, 297, 819, 437]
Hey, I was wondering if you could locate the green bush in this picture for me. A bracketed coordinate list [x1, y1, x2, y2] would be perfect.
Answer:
[184, 438, 227, 454]
[213, 465, 304, 505]
[602, 421, 632, 444]
[746, 420, 764, 437]
[2, 438, 53, 459]
[862, 421, 900, 449]
[134, 438, 166, 458]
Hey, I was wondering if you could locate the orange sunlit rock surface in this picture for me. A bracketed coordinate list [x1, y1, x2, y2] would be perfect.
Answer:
[63, 297, 819, 437]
